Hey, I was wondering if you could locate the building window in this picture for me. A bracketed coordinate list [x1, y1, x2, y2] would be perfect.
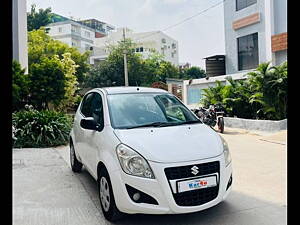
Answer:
[236, 0, 257, 11]
[85, 31, 90, 38]
[172, 43, 176, 49]
[237, 32, 259, 71]
[140, 47, 143, 52]
[71, 25, 79, 33]
[161, 38, 166, 44]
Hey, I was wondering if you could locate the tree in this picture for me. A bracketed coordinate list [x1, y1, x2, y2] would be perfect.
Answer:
[28, 53, 78, 110]
[142, 52, 164, 85]
[157, 61, 180, 83]
[180, 66, 206, 79]
[57, 53, 79, 111]
[85, 61, 115, 88]
[12, 60, 29, 111]
[85, 38, 181, 88]
[27, 4, 52, 31]
[105, 38, 149, 86]
[28, 28, 90, 86]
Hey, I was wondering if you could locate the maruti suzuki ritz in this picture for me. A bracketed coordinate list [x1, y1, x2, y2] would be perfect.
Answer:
[69, 87, 233, 221]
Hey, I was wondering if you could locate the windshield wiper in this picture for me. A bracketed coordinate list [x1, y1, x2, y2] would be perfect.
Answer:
[176, 120, 202, 125]
[126, 122, 176, 129]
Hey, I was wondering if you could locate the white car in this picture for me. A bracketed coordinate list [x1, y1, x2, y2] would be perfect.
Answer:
[69, 87, 233, 221]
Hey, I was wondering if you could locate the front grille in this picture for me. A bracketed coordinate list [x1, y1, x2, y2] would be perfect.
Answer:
[173, 185, 219, 206]
[165, 161, 220, 207]
[165, 161, 220, 180]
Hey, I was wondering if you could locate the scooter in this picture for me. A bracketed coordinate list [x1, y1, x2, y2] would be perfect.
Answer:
[192, 104, 225, 133]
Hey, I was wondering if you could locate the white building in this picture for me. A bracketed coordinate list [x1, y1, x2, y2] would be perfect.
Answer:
[224, 0, 287, 74]
[45, 20, 96, 53]
[179, 0, 287, 107]
[90, 28, 179, 66]
[13, 0, 28, 73]
[45, 19, 115, 54]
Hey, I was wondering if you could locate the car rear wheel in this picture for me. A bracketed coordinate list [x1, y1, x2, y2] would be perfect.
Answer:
[70, 143, 83, 172]
[98, 167, 123, 221]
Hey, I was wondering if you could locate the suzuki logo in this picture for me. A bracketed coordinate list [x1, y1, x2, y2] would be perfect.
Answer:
[191, 166, 199, 175]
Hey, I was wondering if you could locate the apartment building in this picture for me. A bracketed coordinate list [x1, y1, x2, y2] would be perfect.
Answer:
[78, 19, 115, 38]
[45, 20, 96, 53]
[90, 28, 179, 66]
[45, 18, 115, 54]
[224, 0, 287, 74]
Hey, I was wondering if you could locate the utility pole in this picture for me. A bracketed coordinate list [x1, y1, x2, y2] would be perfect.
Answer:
[123, 28, 129, 86]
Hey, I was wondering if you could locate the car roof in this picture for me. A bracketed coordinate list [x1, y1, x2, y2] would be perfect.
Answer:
[96, 86, 168, 95]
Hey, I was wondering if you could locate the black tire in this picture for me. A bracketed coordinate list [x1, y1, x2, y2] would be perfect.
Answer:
[70, 142, 83, 173]
[98, 167, 123, 221]
[218, 117, 224, 133]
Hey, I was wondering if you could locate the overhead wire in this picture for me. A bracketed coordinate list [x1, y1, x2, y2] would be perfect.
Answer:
[133, 0, 225, 42]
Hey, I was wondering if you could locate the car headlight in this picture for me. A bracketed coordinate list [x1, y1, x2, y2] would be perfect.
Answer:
[220, 136, 231, 167]
[116, 144, 155, 179]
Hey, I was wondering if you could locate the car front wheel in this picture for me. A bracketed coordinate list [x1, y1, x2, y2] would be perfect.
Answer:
[98, 168, 122, 221]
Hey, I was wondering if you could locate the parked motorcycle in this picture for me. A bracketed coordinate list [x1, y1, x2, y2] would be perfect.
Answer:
[192, 103, 225, 133]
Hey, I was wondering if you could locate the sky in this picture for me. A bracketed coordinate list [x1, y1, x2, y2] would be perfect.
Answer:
[27, 0, 225, 69]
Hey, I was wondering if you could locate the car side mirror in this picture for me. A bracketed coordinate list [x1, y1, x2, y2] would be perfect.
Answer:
[80, 117, 103, 131]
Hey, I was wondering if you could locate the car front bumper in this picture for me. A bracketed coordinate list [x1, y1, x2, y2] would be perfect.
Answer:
[109, 154, 232, 214]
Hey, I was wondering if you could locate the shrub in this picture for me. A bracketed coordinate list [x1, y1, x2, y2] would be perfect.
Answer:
[12, 107, 72, 148]
[200, 62, 287, 120]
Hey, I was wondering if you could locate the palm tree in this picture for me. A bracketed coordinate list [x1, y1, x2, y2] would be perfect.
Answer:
[247, 61, 287, 120]
[201, 81, 224, 108]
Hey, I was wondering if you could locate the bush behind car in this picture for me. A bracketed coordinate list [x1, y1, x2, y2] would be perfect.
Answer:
[12, 107, 72, 148]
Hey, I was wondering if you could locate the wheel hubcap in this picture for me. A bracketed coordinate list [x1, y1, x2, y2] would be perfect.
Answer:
[99, 177, 110, 212]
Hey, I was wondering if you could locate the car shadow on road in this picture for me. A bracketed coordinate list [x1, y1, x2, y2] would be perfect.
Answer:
[221, 130, 244, 135]
[116, 195, 285, 225]
[76, 168, 286, 225]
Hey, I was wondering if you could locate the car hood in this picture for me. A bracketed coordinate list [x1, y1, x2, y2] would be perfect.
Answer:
[113, 124, 223, 163]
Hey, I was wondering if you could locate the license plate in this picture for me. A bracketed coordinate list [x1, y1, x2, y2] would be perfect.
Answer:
[177, 175, 217, 193]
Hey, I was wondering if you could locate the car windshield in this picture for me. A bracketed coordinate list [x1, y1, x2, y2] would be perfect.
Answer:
[107, 93, 201, 129]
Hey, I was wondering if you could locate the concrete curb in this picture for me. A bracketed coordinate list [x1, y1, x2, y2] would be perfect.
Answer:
[223, 117, 287, 132]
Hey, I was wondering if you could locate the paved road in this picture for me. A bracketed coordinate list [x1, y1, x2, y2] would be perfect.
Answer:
[13, 128, 287, 225]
